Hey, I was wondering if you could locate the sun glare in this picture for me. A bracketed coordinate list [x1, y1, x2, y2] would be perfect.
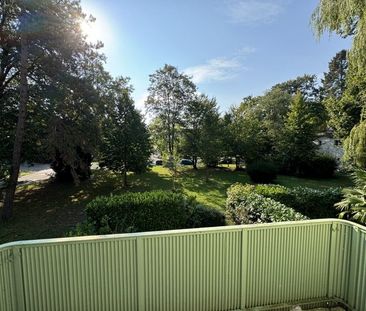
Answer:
[80, 19, 103, 43]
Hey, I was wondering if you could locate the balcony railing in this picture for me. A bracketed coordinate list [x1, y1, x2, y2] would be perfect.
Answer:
[1, 219, 365, 311]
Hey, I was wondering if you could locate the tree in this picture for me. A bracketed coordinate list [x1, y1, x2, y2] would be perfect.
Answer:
[312, 3, 366, 140]
[279, 92, 318, 174]
[146, 64, 196, 164]
[344, 121, 366, 169]
[272, 75, 326, 131]
[254, 88, 292, 143]
[321, 50, 348, 99]
[323, 94, 362, 140]
[99, 78, 151, 187]
[273, 75, 320, 102]
[226, 90, 289, 169]
[182, 94, 217, 169]
[312, 0, 366, 74]
[198, 103, 224, 178]
[0, 0, 106, 219]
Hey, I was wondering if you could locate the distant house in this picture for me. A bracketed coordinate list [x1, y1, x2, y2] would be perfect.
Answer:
[314, 129, 344, 164]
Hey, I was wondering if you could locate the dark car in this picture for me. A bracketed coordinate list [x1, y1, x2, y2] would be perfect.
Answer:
[180, 159, 193, 165]
[155, 160, 163, 166]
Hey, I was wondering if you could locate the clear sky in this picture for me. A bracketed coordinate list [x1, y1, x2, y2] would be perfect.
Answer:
[80, 0, 351, 113]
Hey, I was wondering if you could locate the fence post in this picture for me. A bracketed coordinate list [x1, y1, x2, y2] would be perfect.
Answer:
[136, 237, 146, 311]
[13, 247, 25, 311]
[347, 225, 361, 309]
[240, 229, 248, 310]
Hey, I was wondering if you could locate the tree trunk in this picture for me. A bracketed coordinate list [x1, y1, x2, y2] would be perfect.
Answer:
[235, 156, 240, 170]
[2, 34, 28, 220]
[123, 169, 127, 188]
[193, 156, 197, 170]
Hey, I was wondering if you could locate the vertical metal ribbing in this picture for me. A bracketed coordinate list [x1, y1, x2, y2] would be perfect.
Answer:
[240, 229, 248, 310]
[136, 237, 146, 311]
[3, 220, 366, 311]
[347, 226, 360, 309]
[346, 226, 366, 311]
[141, 230, 242, 311]
[0, 248, 17, 311]
[13, 247, 26, 311]
[327, 222, 336, 299]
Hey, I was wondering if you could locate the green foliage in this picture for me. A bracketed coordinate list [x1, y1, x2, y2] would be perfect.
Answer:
[321, 50, 348, 99]
[146, 65, 196, 157]
[0, 166, 353, 244]
[312, 0, 366, 74]
[323, 94, 362, 139]
[198, 102, 224, 168]
[246, 160, 278, 183]
[273, 74, 320, 102]
[336, 169, 366, 224]
[100, 78, 152, 186]
[186, 205, 226, 228]
[239, 183, 342, 218]
[279, 92, 319, 174]
[226, 184, 307, 224]
[299, 154, 338, 178]
[81, 190, 225, 235]
[0, 0, 110, 186]
[182, 95, 218, 169]
[226, 97, 273, 166]
[288, 186, 342, 218]
[86, 191, 191, 233]
[344, 121, 366, 169]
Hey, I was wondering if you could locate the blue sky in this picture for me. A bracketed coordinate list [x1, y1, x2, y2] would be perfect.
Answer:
[80, 0, 351, 113]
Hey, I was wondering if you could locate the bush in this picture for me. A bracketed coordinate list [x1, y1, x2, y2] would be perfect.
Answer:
[246, 160, 278, 183]
[226, 184, 307, 224]
[299, 154, 338, 178]
[70, 190, 226, 236]
[289, 186, 342, 218]
[187, 205, 226, 228]
[228, 183, 342, 219]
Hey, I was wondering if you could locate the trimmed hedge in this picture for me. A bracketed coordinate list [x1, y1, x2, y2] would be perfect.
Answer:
[72, 191, 226, 235]
[228, 183, 342, 219]
[246, 160, 278, 183]
[299, 154, 338, 178]
[226, 184, 307, 224]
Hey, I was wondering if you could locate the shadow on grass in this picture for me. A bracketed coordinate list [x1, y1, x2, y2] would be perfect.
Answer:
[0, 169, 173, 244]
[0, 166, 353, 244]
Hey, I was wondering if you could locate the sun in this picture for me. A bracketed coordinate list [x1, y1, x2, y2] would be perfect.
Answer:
[80, 19, 102, 43]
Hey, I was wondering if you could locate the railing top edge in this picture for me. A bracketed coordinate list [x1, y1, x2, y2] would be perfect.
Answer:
[0, 218, 364, 251]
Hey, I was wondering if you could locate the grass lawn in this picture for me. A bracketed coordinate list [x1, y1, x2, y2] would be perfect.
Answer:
[0, 165, 353, 244]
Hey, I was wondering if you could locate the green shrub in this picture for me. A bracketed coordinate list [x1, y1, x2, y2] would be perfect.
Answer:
[226, 184, 307, 224]
[69, 191, 226, 236]
[288, 186, 342, 218]
[246, 160, 278, 183]
[299, 154, 338, 178]
[336, 169, 366, 224]
[227, 183, 342, 219]
[187, 205, 226, 228]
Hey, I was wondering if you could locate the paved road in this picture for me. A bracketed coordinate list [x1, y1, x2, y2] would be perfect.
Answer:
[18, 163, 55, 184]
[1, 163, 100, 188]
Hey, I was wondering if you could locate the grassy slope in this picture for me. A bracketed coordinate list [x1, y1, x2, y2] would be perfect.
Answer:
[0, 165, 353, 244]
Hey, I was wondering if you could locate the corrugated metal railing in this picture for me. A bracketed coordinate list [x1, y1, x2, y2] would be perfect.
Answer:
[0, 219, 365, 311]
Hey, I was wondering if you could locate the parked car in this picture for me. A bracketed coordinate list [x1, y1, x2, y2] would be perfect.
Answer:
[155, 160, 163, 166]
[180, 159, 193, 165]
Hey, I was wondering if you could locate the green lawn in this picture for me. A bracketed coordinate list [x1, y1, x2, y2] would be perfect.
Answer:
[0, 165, 353, 244]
